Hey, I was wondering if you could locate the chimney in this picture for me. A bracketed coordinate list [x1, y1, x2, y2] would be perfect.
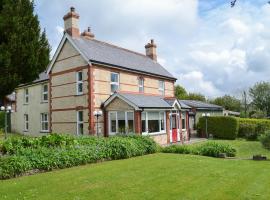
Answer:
[81, 27, 95, 39]
[145, 39, 157, 61]
[63, 7, 80, 37]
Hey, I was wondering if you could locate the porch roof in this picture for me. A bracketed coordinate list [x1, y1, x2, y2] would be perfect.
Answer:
[103, 93, 173, 110]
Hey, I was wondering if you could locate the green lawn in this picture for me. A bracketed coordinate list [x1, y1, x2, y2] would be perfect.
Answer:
[1, 140, 270, 200]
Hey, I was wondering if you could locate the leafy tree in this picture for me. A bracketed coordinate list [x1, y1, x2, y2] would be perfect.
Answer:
[175, 85, 187, 99]
[187, 93, 206, 102]
[0, 0, 50, 101]
[210, 95, 241, 112]
[249, 82, 270, 116]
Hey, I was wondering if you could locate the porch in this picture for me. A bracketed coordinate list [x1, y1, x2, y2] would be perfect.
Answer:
[103, 92, 192, 145]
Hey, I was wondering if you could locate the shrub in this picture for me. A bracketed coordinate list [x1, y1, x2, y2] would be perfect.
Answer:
[198, 116, 239, 140]
[0, 134, 157, 179]
[194, 142, 236, 157]
[162, 145, 191, 154]
[238, 118, 270, 140]
[259, 130, 270, 150]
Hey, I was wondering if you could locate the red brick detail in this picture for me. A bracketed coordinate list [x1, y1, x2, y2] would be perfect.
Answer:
[51, 107, 88, 112]
[88, 65, 95, 135]
[65, 27, 80, 38]
[103, 110, 108, 137]
[50, 65, 88, 77]
[134, 111, 142, 135]
[166, 111, 170, 144]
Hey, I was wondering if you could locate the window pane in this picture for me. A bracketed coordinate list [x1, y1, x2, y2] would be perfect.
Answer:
[118, 111, 125, 133]
[78, 72, 83, 81]
[182, 113, 186, 129]
[43, 93, 48, 101]
[148, 112, 159, 133]
[110, 112, 116, 133]
[78, 83, 83, 93]
[111, 84, 119, 93]
[141, 112, 146, 132]
[43, 85, 48, 92]
[160, 112, 165, 131]
[111, 73, 119, 83]
[127, 112, 134, 133]
[78, 123, 83, 135]
[78, 111, 83, 122]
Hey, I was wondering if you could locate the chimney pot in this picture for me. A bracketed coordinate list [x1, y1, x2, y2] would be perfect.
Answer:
[70, 6, 75, 12]
[81, 26, 95, 39]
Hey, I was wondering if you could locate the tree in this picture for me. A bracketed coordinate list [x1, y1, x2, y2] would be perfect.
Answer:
[175, 85, 187, 99]
[0, 0, 50, 101]
[210, 95, 241, 112]
[187, 93, 206, 102]
[249, 82, 270, 116]
[231, 0, 270, 7]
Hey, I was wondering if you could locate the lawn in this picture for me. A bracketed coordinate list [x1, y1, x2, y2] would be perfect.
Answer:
[1, 140, 270, 200]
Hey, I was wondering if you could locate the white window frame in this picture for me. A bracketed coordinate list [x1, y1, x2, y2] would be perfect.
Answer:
[42, 84, 48, 102]
[158, 80, 165, 95]
[142, 111, 166, 136]
[40, 113, 49, 132]
[138, 77, 144, 93]
[108, 111, 134, 135]
[110, 72, 119, 94]
[24, 88, 29, 104]
[77, 110, 84, 135]
[76, 71, 83, 95]
[24, 114, 29, 131]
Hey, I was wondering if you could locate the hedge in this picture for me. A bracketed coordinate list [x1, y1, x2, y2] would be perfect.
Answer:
[198, 116, 239, 140]
[238, 118, 270, 140]
[162, 142, 236, 157]
[0, 134, 157, 179]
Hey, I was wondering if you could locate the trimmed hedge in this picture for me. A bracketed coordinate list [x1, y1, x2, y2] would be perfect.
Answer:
[162, 142, 236, 157]
[0, 134, 157, 179]
[238, 118, 270, 140]
[198, 116, 239, 140]
[259, 130, 270, 150]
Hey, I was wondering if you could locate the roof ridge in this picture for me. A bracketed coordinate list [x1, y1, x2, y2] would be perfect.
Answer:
[82, 37, 153, 59]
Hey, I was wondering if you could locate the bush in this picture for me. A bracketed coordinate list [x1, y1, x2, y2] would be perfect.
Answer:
[198, 116, 239, 140]
[194, 142, 236, 157]
[162, 142, 236, 158]
[259, 130, 270, 150]
[0, 134, 157, 179]
[238, 118, 270, 140]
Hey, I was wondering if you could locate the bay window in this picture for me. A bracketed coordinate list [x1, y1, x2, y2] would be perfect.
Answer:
[109, 111, 134, 135]
[142, 111, 166, 135]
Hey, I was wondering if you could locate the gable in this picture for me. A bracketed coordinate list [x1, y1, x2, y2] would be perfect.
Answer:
[106, 97, 134, 111]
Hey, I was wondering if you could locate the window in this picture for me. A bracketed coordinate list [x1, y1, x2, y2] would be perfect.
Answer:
[76, 71, 83, 95]
[41, 113, 49, 132]
[138, 77, 144, 93]
[42, 84, 48, 102]
[142, 111, 166, 135]
[24, 88, 29, 104]
[24, 114, 29, 131]
[109, 111, 134, 135]
[77, 111, 84, 135]
[182, 113, 186, 130]
[158, 80, 165, 95]
[110, 73, 119, 93]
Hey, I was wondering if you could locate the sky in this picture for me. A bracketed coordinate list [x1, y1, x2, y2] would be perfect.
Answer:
[35, 0, 270, 99]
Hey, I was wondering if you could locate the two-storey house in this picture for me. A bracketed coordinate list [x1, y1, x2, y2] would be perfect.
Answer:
[11, 7, 191, 145]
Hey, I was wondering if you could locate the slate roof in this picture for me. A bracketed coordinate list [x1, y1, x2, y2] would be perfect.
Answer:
[18, 72, 48, 87]
[118, 93, 172, 109]
[179, 100, 223, 111]
[71, 36, 176, 80]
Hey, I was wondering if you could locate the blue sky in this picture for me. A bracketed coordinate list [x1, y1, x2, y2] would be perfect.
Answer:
[35, 0, 270, 98]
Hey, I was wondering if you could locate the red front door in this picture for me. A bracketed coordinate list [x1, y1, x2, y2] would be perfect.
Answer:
[172, 115, 177, 143]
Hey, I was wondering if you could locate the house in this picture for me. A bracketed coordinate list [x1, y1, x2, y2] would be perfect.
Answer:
[178, 100, 223, 137]
[11, 7, 191, 145]
[223, 110, 240, 117]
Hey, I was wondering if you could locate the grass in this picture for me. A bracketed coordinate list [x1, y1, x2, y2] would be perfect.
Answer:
[1, 139, 270, 200]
